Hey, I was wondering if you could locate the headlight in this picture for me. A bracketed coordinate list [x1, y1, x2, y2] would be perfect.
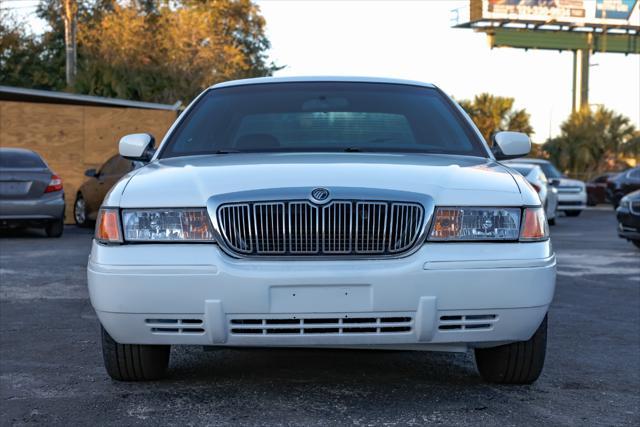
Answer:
[122, 209, 214, 241]
[428, 207, 521, 241]
[428, 207, 548, 242]
[619, 196, 630, 209]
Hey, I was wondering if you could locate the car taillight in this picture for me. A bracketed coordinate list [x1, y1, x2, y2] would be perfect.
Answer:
[45, 174, 63, 193]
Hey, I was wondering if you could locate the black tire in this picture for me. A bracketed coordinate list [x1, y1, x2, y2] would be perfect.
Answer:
[475, 315, 547, 384]
[632, 240, 640, 250]
[45, 218, 64, 237]
[548, 217, 556, 226]
[101, 326, 170, 381]
[74, 194, 90, 227]
[565, 210, 581, 217]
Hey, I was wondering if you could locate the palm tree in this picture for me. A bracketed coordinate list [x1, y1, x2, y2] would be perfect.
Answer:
[458, 93, 534, 144]
[544, 107, 636, 178]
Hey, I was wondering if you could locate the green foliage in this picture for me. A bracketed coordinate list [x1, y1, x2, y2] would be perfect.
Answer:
[543, 107, 638, 178]
[0, 0, 280, 103]
[458, 93, 534, 144]
[0, 13, 66, 90]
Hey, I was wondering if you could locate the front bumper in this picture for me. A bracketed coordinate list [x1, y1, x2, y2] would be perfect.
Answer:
[88, 241, 556, 351]
[557, 191, 587, 211]
[616, 208, 640, 241]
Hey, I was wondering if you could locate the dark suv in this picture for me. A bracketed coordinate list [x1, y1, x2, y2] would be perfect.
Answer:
[607, 167, 640, 208]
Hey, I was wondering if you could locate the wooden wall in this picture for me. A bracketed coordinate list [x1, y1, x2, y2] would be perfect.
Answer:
[0, 101, 176, 223]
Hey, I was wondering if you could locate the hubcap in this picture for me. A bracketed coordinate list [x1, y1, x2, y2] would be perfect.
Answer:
[75, 197, 86, 224]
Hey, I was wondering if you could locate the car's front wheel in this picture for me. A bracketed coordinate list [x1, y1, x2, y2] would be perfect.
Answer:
[101, 326, 170, 381]
[632, 240, 640, 250]
[474, 315, 547, 384]
[74, 194, 90, 227]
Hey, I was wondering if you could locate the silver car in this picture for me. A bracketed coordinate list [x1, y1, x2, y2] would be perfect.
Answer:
[507, 163, 558, 225]
[0, 148, 65, 237]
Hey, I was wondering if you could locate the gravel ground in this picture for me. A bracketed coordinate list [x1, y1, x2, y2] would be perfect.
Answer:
[1, 209, 638, 426]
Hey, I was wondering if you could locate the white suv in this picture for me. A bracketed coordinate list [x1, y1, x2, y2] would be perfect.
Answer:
[88, 77, 555, 384]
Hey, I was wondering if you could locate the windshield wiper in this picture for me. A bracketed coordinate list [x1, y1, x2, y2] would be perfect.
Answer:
[213, 149, 241, 154]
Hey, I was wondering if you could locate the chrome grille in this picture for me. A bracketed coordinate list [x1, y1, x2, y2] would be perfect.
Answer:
[216, 200, 424, 257]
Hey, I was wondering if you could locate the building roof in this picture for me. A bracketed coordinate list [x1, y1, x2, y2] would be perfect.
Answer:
[0, 86, 181, 111]
[211, 76, 437, 89]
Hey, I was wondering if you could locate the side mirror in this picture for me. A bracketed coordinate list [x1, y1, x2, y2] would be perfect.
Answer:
[119, 133, 156, 162]
[491, 131, 531, 160]
[84, 168, 97, 178]
[549, 178, 561, 187]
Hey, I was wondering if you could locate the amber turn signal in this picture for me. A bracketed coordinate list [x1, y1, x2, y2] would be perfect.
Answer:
[95, 208, 123, 243]
[520, 207, 549, 241]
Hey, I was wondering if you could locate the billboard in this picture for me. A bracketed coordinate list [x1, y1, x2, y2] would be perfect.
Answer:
[469, 0, 639, 26]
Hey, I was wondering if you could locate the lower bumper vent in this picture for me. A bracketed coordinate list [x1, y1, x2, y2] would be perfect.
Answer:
[230, 316, 413, 335]
[438, 314, 497, 331]
[146, 318, 205, 334]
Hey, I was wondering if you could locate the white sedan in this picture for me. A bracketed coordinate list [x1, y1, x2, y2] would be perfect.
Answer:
[506, 163, 559, 225]
[88, 77, 555, 384]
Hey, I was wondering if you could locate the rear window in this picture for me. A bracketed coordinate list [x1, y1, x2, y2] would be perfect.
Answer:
[160, 82, 487, 158]
[0, 150, 46, 168]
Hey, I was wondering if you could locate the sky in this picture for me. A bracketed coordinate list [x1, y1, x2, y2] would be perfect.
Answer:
[256, 0, 640, 141]
[5, 0, 640, 141]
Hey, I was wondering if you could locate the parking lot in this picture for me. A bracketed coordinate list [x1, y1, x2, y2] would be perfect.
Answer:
[1, 209, 638, 426]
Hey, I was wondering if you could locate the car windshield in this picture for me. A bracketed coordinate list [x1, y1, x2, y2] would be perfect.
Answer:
[530, 161, 563, 179]
[160, 82, 487, 158]
[0, 150, 46, 169]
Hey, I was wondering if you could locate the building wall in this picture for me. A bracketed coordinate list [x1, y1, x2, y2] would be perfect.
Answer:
[0, 101, 176, 223]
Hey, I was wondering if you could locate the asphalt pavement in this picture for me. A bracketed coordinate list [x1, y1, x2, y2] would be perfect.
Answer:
[1, 209, 638, 426]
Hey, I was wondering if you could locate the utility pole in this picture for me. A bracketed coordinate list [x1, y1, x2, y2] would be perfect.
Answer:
[62, 0, 78, 87]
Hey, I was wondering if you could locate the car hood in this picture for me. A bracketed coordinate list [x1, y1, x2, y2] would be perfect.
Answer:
[115, 153, 531, 207]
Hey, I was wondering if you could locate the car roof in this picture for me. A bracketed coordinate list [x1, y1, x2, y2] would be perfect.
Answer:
[0, 147, 42, 159]
[211, 76, 437, 90]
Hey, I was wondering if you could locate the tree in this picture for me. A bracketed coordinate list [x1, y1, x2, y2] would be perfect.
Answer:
[458, 93, 534, 145]
[1, 0, 279, 103]
[76, 0, 280, 103]
[544, 107, 637, 178]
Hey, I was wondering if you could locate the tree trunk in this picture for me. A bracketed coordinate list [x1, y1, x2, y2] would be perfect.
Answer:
[62, 0, 78, 87]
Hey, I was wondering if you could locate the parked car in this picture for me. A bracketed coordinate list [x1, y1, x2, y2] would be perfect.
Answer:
[506, 163, 558, 225]
[505, 158, 586, 217]
[607, 167, 640, 208]
[88, 77, 556, 385]
[74, 155, 138, 227]
[616, 190, 640, 249]
[0, 148, 65, 237]
[586, 172, 617, 206]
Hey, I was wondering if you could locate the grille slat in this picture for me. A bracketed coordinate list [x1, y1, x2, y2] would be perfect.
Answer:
[218, 199, 423, 257]
[230, 316, 414, 335]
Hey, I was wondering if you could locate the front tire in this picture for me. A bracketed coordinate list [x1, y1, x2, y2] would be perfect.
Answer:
[101, 326, 170, 381]
[632, 240, 640, 250]
[475, 315, 547, 384]
[45, 218, 64, 237]
[565, 210, 581, 217]
[548, 217, 556, 226]
[74, 194, 89, 227]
